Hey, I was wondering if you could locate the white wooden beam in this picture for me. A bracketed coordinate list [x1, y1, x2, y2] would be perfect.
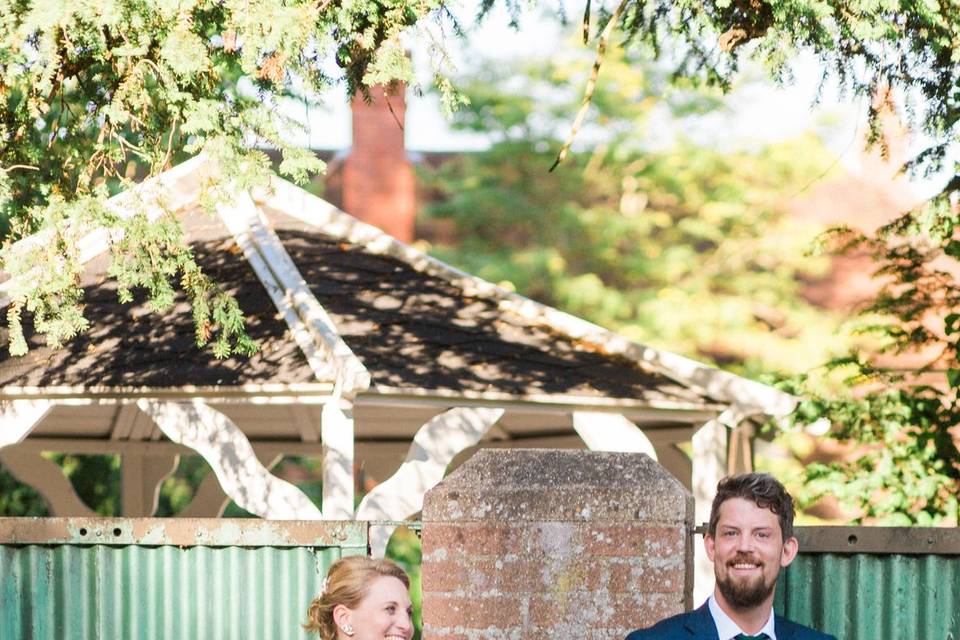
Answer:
[217, 190, 371, 394]
[0, 382, 335, 401]
[322, 398, 355, 519]
[217, 201, 337, 383]
[137, 399, 321, 519]
[0, 400, 53, 450]
[356, 407, 505, 557]
[571, 411, 658, 460]
[0, 450, 96, 516]
[177, 452, 282, 517]
[691, 407, 748, 605]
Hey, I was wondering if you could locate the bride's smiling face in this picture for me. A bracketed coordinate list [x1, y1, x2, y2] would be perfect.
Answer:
[336, 575, 414, 640]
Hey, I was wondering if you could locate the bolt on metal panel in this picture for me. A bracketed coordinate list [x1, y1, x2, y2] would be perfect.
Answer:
[0, 517, 366, 547]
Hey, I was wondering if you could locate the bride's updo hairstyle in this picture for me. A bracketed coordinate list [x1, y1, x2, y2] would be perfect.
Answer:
[304, 556, 411, 639]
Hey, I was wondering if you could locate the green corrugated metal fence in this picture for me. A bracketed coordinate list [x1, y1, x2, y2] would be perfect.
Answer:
[774, 526, 960, 640]
[0, 518, 367, 640]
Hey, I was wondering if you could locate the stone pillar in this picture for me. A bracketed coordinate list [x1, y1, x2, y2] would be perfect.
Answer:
[421, 448, 693, 639]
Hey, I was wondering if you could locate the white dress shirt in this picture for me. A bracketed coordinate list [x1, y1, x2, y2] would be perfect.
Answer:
[708, 595, 777, 640]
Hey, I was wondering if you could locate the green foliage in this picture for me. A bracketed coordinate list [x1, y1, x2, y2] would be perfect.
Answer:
[0, 464, 49, 516]
[386, 527, 423, 640]
[423, 51, 848, 376]
[778, 207, 960, 525]
[557, 0, 960, 178]
[0, 0, 452, 357]
[49, 453, 121, 517]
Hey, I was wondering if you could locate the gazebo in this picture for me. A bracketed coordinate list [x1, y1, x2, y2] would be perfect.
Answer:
[0, 155, 798, 555]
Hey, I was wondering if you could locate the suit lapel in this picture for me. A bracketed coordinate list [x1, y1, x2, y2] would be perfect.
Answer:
[775, 615, 794, 640]
[684, 602, 721, 640]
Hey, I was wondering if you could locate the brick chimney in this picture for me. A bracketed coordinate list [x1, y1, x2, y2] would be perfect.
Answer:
[339, 83, 416, 243]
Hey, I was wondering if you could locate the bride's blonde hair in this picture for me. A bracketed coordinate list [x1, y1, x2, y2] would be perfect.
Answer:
[304, 556, 411, 639]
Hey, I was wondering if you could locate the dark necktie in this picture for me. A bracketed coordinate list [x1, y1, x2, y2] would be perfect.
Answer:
[735, 635, 769, 640]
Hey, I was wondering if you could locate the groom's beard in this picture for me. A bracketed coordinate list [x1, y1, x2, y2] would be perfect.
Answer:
[716, 552, 778, 609]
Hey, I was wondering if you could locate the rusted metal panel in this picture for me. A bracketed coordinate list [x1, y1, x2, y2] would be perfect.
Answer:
[775, 535, 960, 639]
[0, 517, 366, 547]
[0, 519, 367, 639]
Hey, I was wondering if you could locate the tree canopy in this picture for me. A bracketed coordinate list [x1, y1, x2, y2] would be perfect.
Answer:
[421, 46, 851, 377]
[2, 0, 960, 524]
[3, 0, 960, 358]
[0, 0, 441, 356]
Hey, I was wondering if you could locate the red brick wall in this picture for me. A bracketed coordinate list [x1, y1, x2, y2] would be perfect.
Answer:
[340, 83, 416, 243]
[421, 449, 693, 638]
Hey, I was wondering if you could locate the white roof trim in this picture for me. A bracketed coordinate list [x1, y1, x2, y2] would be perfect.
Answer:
[0, 382, 336, 399]
[216, 190, 357, 388]
[0, 155, 797, 417]
[364, 385, 725, 412]
[254, 177, 798, 418]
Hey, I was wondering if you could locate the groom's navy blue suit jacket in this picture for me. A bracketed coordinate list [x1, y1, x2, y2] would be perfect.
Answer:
[624, 602, 837, 640]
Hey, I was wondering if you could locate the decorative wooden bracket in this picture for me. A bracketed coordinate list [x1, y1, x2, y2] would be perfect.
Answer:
[0, 400, 53, 450]
[357, 407, 504, 556]
[0, 450, 96, 517]
[137, 399, 322, 520]
[322, 397, 355, 519]
[571, 411, 658, 460]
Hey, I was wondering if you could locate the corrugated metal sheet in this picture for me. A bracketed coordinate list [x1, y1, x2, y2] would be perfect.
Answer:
[775, 529, 960, 640]
[0, 519, 367, 640]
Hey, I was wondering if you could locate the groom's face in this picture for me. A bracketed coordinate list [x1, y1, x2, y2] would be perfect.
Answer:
[705, 497, 799, 610]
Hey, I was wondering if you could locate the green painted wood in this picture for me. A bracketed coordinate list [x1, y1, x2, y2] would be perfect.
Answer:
[0, 520, 367, 640]
[775, 552, 960, 640]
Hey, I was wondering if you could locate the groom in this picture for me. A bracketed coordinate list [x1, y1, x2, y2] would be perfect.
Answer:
[625, 473, 836, 640]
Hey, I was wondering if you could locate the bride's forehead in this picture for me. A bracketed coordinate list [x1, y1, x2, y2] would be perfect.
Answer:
[363, 575, 412, 601]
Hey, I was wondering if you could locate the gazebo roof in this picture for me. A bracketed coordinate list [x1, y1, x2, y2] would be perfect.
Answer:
[0, 154, 794, 417]
[0, 213, 703, 406]
[0, 154, 804, 550]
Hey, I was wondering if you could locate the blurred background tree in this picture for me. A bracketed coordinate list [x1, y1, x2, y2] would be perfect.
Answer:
[422, 45, 851, 379]
[420, 43, 959, 526]
[2, 0, 959, 558]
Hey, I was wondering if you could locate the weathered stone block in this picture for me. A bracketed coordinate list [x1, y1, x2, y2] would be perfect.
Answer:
[421, 448, 694, 638]
[423, 448, 692, 524]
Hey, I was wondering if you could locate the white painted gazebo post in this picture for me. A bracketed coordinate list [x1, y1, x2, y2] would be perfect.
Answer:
[321, 395, 355, 519]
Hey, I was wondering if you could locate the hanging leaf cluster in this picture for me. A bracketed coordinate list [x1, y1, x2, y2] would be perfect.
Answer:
[0, 0, 451, 357]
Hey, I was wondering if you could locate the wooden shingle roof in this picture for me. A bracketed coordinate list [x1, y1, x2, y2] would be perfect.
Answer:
[0, 155, 797, 420]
